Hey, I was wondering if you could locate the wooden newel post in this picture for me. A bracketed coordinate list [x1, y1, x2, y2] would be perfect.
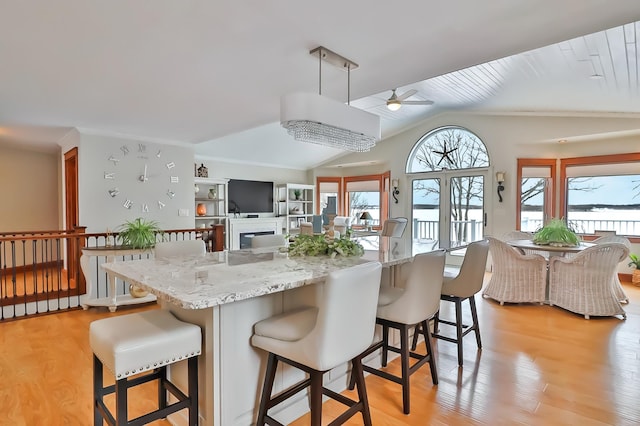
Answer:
[72, 226, 87, 291]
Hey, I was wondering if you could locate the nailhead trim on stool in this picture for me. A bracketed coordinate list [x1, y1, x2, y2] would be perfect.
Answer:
[90, 310, 202, 426]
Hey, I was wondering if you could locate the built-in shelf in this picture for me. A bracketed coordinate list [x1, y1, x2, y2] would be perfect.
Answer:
[195, 177, 229, 249]
[276, 183, 315, 235]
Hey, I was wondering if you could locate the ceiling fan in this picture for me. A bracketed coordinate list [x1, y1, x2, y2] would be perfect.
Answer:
[386, 89, 434, 111]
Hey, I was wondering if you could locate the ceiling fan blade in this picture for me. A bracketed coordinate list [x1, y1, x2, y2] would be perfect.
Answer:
[396, 89, 417, 101]
[401, 100, 434, 106]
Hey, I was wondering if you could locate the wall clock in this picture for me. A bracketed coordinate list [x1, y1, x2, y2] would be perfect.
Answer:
[104, 143, 179, 212]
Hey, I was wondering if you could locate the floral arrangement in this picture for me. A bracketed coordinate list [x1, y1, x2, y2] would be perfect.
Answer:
[532, 218, 580, 247]
[629, 253, 640, 269]
[288, 234, 364, 258]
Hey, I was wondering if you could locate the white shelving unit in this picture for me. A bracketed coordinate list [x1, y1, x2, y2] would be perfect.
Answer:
[195, 177, 229, 248]
[276, 183, 315, 235]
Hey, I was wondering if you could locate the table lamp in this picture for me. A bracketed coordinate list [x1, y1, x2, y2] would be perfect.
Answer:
[359, 211, 373, 231]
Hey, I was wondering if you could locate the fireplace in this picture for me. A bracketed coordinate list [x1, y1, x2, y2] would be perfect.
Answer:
[228, 218, 284, 250]
[239, 231, 275, 249]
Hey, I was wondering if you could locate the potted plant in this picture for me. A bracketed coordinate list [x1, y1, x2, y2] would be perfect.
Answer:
[116, 217, 164, 249]
[293, 189, 302, 200]
[629, 254, 640, 285]
[533, 218, 580, 247]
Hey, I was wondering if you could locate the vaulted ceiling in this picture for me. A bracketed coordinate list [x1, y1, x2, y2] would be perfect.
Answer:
[1, 1, 639, 169]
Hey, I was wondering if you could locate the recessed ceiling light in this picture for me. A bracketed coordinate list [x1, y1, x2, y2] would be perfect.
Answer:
[558, 139, 567, 143]
[590, 73, 603, 79]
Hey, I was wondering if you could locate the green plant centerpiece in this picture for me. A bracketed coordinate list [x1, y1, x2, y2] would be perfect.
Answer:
[116, 217, 164, 249]
[532, 218, 580, 247]
[288, 234, 364, 258]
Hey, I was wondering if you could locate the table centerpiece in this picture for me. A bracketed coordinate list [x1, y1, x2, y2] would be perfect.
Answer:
[288, 234, 364, 258]
[532, 218, 580, 247]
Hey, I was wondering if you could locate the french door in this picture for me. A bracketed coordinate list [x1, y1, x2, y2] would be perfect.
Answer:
[411, 170, 487, 253]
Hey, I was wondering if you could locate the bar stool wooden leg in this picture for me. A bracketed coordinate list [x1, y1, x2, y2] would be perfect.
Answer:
[352, 357, 372, 426]
[188, 357, 199, 426]
[400, 324, 410, 414]
[93, 355, 103, 426]
[256, 353, 277, 425]
[469, 296, 482, 349]
[310, 371, 323, 426]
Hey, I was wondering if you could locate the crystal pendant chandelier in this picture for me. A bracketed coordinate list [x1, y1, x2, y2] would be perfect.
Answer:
[280, 46, 380, 152]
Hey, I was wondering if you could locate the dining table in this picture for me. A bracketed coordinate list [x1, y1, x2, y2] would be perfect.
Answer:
[101, 237, 412, 426]
[507, 239, 595, 256]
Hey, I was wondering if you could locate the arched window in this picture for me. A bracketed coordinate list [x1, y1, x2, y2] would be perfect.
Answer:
[405, 126, 490, 252]
[406, 126, 489, 173]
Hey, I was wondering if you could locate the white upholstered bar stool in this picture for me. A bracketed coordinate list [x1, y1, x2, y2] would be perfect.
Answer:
[352, 250, 446, 414]
[90, 310, 202, 426]
[251, 234, 286, 248]
[154, 240, 206, 260]
[416, 239, 489, 367]
[251, 261, 383, 426]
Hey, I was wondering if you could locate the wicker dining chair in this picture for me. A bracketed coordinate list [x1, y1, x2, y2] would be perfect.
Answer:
[592, 235, 631, 304]
[483, 237, 548, 305]
[501, 230, 542, 257]
[548, 243, 629, 320]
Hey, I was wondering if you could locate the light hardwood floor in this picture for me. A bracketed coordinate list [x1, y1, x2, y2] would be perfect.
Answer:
[1, 281, 639, 425]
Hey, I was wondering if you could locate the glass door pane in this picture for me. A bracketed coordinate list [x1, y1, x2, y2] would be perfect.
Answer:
[449, 175, 484, 248]
[411, 178, 440, 254]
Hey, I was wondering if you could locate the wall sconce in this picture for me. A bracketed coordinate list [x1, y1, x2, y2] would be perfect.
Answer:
[392, 179, 399, 204]
[496, 171, 505, 203]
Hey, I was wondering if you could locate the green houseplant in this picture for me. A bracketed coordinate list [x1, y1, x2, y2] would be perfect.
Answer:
[629, 254, 640, 285]
[532, 218, 580, 247]
[116, 217, 163, 249]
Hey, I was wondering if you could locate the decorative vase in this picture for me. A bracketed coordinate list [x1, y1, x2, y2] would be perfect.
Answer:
[196, 203, 207, 216]
[208, 188, 217, 199]
[129, 284, 148, 298]
[633, 269, 640, 285]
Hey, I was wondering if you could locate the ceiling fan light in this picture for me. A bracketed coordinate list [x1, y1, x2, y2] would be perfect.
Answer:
[387, 101, 402, 111]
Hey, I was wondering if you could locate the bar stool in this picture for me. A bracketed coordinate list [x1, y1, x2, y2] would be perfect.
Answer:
[251, 261, 382, 426]
[90, 309, 202, 426]
[414, 239, 489, 366]
[350, 250, 445, 414]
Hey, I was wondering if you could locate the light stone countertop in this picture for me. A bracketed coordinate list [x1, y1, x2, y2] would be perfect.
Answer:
[101, 240, 411, 310]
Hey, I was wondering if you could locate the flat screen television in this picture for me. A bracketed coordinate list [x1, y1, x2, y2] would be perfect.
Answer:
[228, 179, 274, 214]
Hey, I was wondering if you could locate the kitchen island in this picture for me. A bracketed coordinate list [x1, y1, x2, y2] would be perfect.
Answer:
[101, 238, 410, 426]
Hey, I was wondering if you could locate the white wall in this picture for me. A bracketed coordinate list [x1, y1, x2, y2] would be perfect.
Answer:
[77, 133, 195, 233]
[0, 144, 60, 232]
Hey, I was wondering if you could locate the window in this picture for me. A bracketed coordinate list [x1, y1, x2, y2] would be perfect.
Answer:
[316, 177, 342, 216]
[560, 153, 640, 238]
[316, 172, 390, 229]
[516, 159, 556, 232]
[517, 154, 640, 240]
